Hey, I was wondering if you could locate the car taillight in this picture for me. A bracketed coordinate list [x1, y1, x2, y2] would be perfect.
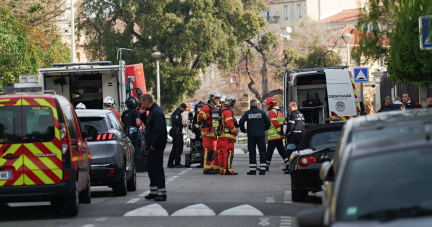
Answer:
[109, 170, 115, 176]
[64, 170, 70, 180]
[60, 123, 69, 155]
[97, 133, 117, 141]
[300, 156, 317, 166]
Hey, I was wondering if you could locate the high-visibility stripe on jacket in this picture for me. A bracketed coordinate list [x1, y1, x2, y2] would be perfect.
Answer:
[198, 103, 216, 137]
[268, 108, 285, 141]
[220, 107, 238, 140]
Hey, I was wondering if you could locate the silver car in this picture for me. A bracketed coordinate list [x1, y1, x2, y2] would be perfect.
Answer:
[76, 110, 136, 196]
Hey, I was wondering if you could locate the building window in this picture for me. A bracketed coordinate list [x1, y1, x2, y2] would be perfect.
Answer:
[282, 5, 292, 21]
[296, 3, 305, 20]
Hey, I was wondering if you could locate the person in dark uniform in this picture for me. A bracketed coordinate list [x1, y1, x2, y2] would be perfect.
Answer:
[239, 100, 271, 175]
[284, 102, 305, 174]
[168, 103, 187, 168]
[139, 94, 168, 202]
[402, 92, 415, 109]
[121, 97, 142, 157]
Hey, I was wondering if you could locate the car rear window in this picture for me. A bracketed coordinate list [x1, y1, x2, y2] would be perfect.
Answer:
[0, 107, 22, 144]
[23, 106, 55, 143]
[79, 117, 107, 141]
[309, 131, 341, 146]
[337, 147, 432, 221]
[0, 106, 55, 143]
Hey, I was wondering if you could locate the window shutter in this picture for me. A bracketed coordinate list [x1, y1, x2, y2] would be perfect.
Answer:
[270, 7, 275, 17]
[301, 3, 305, 18]
[295, 4, 299, 20]
[281, 6, 285, 22]
[287, 5, 292, 21]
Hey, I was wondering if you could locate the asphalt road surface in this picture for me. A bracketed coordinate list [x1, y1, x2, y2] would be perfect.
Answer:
[0, 144, 322, 227]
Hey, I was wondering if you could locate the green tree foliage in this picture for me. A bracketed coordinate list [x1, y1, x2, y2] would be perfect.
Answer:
[78, 0, 267, 112]
[354, 0, 432, 84]
[294, 47, 342, 68]
[0, 1, 71, 88]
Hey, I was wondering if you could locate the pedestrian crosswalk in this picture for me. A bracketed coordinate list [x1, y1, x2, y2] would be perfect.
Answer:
[123, 203, 264, 217]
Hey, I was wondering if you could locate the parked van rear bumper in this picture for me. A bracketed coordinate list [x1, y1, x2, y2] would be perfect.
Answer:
[0, 170, 77, 203]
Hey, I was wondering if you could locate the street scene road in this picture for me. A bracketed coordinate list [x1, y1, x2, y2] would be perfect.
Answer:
[0, 144, 319, 227]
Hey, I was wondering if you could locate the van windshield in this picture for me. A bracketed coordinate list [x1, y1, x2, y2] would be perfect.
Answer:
[0, 106, 55, 144]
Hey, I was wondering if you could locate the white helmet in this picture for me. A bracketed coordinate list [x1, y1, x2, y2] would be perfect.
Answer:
[220, 95, 226, 104]
[103, 96, 115, 107]
[209, 91, 222, 101]
[225, 95, 237, 107]
[76, 103, 86, 109]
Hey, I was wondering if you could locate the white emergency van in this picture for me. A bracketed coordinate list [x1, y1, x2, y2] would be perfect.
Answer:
[283, 66, 363, 125]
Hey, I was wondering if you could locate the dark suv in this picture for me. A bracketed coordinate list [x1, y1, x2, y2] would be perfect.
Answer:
[0, 94, 91, 216]
[76, 110, 136, 196]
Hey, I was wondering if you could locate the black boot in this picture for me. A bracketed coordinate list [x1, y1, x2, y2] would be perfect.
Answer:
[226, 171, 238, 175]
[259, 170, 266, 175]
[153, 195, 167, 202]
[144, 193, 157, 200]
[282, 165, 289, 171]
[246, 171, 256, 175]
[266, 166, 269, 171]
[203, 169, 218, 175]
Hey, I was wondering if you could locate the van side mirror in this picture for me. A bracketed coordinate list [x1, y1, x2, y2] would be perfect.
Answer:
[320, 161, 335, 182]
[297, 208, 324, 227]
[127, 126, 139, 136]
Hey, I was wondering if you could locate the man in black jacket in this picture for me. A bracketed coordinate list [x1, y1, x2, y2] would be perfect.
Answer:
[239, 100, 271, 175]
[168, 103, 187, 168]
[139, 94, 168, 202]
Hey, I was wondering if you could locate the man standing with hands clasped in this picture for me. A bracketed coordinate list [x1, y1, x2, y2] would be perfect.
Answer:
[239, 100, 271, 175]
[139, 94, 168, 202]
[168, 103, 187, 168]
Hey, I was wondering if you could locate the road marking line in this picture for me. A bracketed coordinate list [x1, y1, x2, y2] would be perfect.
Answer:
[127, 198, 140, 203]
[266, 197, 275, 203]
[82, 225, 95, 227]
[96, 217, 108, 221]
[280, 216, 292, 227]
[124, 204, 169, 216]
[181, 170, 187, 173]
[167, 176, 179, 181]
[171, 203, 216, 216]
[219, 204, 264, 216]
[284, 201, 292, 203]
[179, 173, 184, 175]
[258, 217, 270, 226]
[139, 190, 150, 196]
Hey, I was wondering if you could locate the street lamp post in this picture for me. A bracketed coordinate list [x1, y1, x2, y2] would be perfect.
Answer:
[71, 0, 75, 62]
[342, 33, 354, 70]
[152, 51, 163, 107]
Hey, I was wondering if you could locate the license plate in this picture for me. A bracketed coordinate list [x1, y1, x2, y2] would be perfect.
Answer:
[0, 171, 12, 180]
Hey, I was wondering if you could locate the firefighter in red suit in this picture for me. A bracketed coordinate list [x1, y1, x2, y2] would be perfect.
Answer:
[198, 91, 221, 174]
[218, 95, 239, 175]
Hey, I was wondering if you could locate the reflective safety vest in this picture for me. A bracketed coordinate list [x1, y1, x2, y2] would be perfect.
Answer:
[198, 103, 216, 137]
[268, 108, 285, 141]
[220, 107, 238, 140]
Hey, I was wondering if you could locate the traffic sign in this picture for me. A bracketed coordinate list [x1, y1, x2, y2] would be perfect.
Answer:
[419, 16, 432, 50]
[354, 68, 369, 83]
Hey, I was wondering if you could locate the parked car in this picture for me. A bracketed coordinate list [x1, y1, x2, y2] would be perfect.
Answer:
[316, 109, 432, 207]
[297, 131, 432, 227]
[288, 123, 344, 202]
[0, 93, 90, 216]
[76, 110, 136, 196]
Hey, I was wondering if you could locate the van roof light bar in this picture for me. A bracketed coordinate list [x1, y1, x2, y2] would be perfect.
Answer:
[51, 61, 112, 67]
[291, 66, 348, 72]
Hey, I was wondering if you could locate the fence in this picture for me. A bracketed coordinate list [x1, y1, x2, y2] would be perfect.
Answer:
[380, 72, 420, 103]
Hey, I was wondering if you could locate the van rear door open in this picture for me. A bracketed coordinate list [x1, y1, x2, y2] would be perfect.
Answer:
[325, 70, 358, 122]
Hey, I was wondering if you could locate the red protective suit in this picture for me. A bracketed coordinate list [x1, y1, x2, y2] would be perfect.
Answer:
[198, 103, 217, 173]
[218, 106, 238, 175]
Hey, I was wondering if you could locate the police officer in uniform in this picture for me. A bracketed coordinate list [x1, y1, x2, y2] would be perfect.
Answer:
[168, 103, 187, 168]
[121, 97, 142, 157]
[284, 102, 305, 174]
[239, 100, 271, 175]
[140, 94, 168, 201]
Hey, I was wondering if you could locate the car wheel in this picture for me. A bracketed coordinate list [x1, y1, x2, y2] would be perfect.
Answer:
[79, 174, 91, 204]
[127, 163, 137, 191]
[112, 166, 128, 196]
[185, 153, 191, 168]
[291, 181, 308, 202]
[63, 180, 79, 216]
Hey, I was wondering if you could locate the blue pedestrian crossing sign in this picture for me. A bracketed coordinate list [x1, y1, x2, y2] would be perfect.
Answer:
[419, 16, 432, 50]
[354, 68, 369, 83]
